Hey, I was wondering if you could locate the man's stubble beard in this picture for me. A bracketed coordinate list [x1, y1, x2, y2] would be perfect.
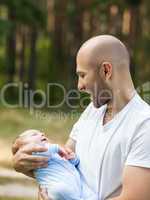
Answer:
[91, 95, 110, 108]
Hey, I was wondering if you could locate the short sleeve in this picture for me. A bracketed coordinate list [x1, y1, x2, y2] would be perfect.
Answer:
[126, 119, 150, 168]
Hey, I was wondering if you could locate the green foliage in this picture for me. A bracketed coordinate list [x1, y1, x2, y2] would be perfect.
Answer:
[93, 0, 119, 6]
[126, 0, 142, 6]
[2, 0, 46, 28]
[0, 0, 149, 110]
[36, 36, 51, 80]
[0, 19, 11, 36]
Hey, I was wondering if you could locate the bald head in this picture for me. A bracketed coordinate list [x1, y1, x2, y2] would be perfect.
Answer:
[77, 35, 130, 71]
[76, 35, 135, 109]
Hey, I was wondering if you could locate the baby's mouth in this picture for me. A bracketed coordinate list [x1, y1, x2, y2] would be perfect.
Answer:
[41, 137, 48, 143]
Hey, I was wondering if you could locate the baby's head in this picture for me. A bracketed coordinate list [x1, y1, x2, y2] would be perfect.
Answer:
[12, 129, 49, 155]
[20, 129, 49, 144]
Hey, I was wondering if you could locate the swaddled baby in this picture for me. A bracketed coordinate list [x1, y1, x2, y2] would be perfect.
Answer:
[13, 129, 98, 200]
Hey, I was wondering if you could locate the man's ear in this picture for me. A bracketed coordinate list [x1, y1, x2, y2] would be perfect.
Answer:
[100, 62, 112, 80]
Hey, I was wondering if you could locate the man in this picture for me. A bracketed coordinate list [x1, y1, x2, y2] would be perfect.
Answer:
[12, 35, 150, 200]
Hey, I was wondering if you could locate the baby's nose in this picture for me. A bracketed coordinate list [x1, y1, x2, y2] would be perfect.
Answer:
[40, 132, 45, 137]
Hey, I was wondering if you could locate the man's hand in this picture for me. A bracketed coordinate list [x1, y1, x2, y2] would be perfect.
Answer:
[12, 142, 49, 178]
[58, 146, 76, 160]
[12, 136, 76, 178]
[38, 186, 51, 200]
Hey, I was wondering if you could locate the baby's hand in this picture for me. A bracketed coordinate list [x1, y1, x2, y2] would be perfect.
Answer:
[58, 147, 75, 160]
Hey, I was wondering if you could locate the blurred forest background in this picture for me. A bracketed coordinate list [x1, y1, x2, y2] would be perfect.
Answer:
[0, 0, 150, 199]
[0, 0, 150, 106]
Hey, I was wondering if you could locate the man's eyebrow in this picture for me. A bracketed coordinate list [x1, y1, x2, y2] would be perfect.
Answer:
[76, 71, 80, 75]
[76, 71, 85, 75]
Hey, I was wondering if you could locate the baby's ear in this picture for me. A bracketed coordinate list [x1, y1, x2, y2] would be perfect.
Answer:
[12, 137, 23, 155]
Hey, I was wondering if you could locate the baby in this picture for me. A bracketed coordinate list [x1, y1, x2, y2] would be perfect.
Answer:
[12, 129, 98, 200]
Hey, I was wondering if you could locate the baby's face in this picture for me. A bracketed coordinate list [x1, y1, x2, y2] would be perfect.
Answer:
[20, 129, 49, 146]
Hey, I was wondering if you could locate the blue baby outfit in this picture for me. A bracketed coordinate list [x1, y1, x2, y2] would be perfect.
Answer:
[34, 144, 98, 200]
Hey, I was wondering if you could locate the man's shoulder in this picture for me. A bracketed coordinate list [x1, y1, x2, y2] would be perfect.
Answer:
[126, 95, 150, 140]
[120, 94, 150, 140]
[131, 94, 150, 122]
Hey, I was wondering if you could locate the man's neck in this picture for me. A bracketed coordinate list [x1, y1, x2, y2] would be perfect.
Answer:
[103, 88, 136, 125]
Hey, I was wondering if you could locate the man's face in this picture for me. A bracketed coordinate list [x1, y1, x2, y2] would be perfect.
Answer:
[76, 53, 111, 108]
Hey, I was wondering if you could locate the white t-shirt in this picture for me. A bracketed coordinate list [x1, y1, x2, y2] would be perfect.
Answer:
[70, 93, 150, 200]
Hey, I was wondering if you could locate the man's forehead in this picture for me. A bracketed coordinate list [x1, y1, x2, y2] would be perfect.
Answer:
[77, 47, 91, 62]
[77, 47, 99, 69]
[76, 60, 92, 73]
[76, 56, 97, 74]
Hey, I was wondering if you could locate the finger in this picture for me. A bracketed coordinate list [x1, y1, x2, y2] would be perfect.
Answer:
[23, 161, 48, 169]
[59, 148, 68, 156]
[39, 187, 49, 200]
[65, 152, 76, 160]
[37, 163, 48, 168]
[66, 155, 75, 160]
[30, 162, 48, 169]
[65, 147, 73, 154]
[20, 143, 48, 154]
[21, 170, 35, 178]
[22, 154, 49, 162]
[17, 160, 48, 172]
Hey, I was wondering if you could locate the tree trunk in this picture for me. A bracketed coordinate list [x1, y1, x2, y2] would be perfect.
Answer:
[6, 8, 16, 83]
[47, 0, 68, 105]
[128, 4, 141, 85]
[48, 0, 67, 81]
[28, 28, 38, 90]
[108, 4, 122, 35]
[19, 27, 26, 82]
[53, 0, 67, 66]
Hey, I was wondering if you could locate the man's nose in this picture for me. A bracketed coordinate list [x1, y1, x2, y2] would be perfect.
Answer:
[78, 80, 85, 92]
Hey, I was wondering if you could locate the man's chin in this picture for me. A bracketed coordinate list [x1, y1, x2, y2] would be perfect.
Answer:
[92, 98, 102, 108]
[91, 97, 108, 108]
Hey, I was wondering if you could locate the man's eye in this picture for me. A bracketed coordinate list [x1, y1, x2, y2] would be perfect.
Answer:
[80, 74, 85, 78]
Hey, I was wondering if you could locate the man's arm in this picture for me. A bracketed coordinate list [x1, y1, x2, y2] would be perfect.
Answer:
[108, 165, 150, 200]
